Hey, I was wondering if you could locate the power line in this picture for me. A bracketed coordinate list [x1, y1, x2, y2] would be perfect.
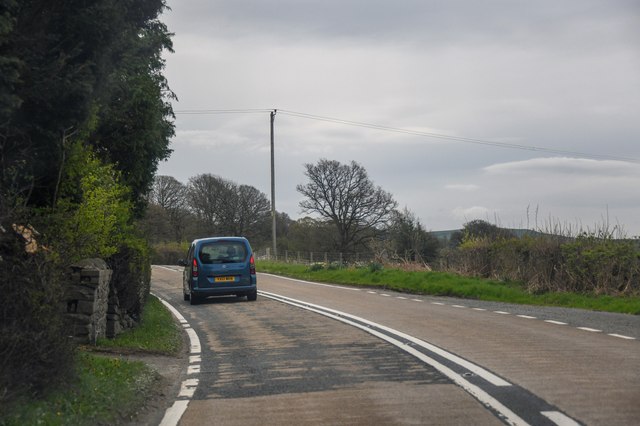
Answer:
[175, 108, 273, 114]
[173, 108, 640, 164]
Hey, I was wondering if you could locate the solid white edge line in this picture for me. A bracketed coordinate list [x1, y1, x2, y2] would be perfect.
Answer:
[152, 294, 202, 426]
[259, 291, 513, 388]
[259, 291, 527, 426]
[260, 290, 512, 387]
[159, 401, 190, 426]
[541, 411, 582, 426]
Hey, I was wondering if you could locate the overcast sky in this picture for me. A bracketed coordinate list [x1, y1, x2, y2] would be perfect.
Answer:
[157, 0, 640, 236]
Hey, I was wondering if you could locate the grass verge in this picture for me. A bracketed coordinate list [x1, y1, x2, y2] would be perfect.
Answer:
[257, 261, 640, 315]
[1, 294, 183, 425]
[96, 295, 183, 355]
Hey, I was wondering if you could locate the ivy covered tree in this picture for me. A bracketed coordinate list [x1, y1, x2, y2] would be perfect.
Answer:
[0, 0, 174, 405]
[0, 0, 174, 211]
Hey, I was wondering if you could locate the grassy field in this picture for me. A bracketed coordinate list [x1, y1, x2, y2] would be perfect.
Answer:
[257, 260, 640, 315]
[1, 295, 183, 426]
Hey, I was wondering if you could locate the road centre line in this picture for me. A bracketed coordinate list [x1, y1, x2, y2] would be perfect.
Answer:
[541, 411, 582, 426]
[258, 290, 531, 426]
[544, 320, 568, 325]
[608, 333, 636, 340]
[261, 270, 638, 343]
[577, 327, 601, 333]
[259, 290, 512, 388]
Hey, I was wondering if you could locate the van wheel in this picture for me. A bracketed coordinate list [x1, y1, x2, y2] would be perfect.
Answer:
[184, 292, 190, 301]
[190, 294, 199, 305]
[247, 290, 257, 301]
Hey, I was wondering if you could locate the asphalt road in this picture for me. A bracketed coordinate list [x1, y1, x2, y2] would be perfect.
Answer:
[151, 266, 640, 425]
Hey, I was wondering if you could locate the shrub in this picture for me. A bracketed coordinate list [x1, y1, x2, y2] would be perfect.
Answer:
[561, 235, 639, 295]
[368, 262, 384, 273]
[0, 216, 75, 406]
[151, 241, 189, 265]
[307, 262, 325, 272]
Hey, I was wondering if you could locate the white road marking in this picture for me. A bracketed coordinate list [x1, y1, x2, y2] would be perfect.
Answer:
[541, 411, 582, 426]
[152, 292, 202, 426]
[380, 294, 391, 297]
[431, 302, 445, 305]
[178, 378, 199, 397]
[261, 273, 361, 291]
[577, 327, 602, 333]
[544, 320, 567, 325]
[494, 311, 510, 315]
[159, 401, 190, 426]
[367, 291, 377, 294]
[411, 299, 423, 302]
[517, 315, 537, 319]
[472, 307, 486, 311]
[259, 291, 528, 425]
[260, 291, 512, 387]
[452, 304, 466, 308]
[186, 328, 202, 354]
[396, 296, 408, 300]
[608, 333, 636, 340]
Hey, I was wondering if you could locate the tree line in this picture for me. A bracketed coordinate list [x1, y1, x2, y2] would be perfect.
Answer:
[143, 158, 444, 264]
[1, 0, 174, 406]
[145, 163, 639, 299]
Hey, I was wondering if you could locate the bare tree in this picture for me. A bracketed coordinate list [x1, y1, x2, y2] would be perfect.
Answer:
[297, 159, 397, 252]
[149, 175, 188, 241]
[187, 174, 270, 241]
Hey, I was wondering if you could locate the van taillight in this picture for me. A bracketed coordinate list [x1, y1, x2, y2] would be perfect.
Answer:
[249, 254, 256, 275]
[192, 258, 198, 277]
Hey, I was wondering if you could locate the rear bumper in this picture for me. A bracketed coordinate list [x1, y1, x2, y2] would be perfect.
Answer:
[191, 283, 256, 297]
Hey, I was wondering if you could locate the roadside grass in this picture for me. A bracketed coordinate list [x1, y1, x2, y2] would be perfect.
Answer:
[95, 295, 183, 355]
[1, 295, 183, 426]
[257, 261, 640, 315]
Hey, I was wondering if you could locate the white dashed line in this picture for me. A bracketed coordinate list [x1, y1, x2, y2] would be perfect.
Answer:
[312, 284, 636, 343]
[577, 327, 602, 333]
[608, 333, 636, 340]
[541, 411, 582, 426]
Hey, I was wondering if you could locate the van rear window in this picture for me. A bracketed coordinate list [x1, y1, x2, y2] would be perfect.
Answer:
[199, 241, 247, 264]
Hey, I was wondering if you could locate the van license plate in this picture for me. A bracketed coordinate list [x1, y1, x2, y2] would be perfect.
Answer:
[215, 276, 235, 282]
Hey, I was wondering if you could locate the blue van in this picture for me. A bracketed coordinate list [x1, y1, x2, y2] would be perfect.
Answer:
[179, 237, 257, 304]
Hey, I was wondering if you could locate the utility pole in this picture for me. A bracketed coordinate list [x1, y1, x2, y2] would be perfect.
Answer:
[270, 109, 277, 259]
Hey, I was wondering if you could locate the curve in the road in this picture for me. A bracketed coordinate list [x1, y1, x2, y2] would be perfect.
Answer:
[259, 290, 582, 426]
